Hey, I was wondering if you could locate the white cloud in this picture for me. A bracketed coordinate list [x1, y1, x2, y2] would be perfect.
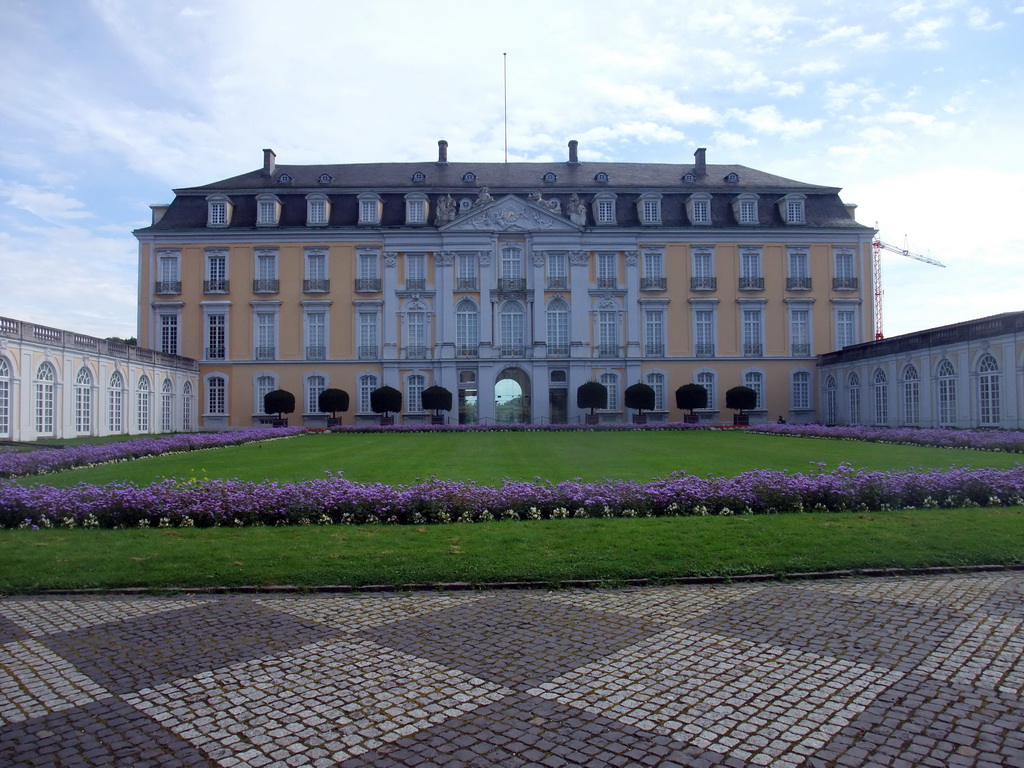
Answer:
[967, 7, 1004, 30]
[903, 16, 952, 48]
[728, 106, 824, 139]
[0, 183, 92, 224]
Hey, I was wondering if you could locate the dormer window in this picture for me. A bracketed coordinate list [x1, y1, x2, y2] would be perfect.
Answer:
[277, 173, 293, 185]
[462, 172, 477, 184]
[682, 173, 696, 183]
[725, 172, 740, 183]
[405, 192, 429, 225]
[255, 194, 281, 227]
[686, 193, 712, 225]
[778, 193, 806, 225]
[411, 171, 426, 183]
[306, 193, 330, 226]
[206, 195, 232, 228]
[591, 192, 617, 225]
[318, 173, 333, 184]
[358, 193, 383, 225]
[594, 171, 609, 183]
[636, 193, 662, 226]
[543, 172, 557, 183]
[731, 193, 759, 225]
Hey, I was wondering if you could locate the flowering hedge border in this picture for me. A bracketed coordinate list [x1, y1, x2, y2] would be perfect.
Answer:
[0, 427, 307, 479]
[4, 464, 1024, 530]
[750, 424, 1024, 453]
[327, 422, 709, 434]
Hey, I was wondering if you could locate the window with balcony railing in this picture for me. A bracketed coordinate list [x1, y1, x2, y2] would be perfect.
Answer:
[355, 278, 382, 292]
[694, 343, 715, 358]
[546, 276, 568, 290]
[645, 343, 665, 356]
[500, 347, 524, 357]
[358, 346, 378, 360]
[204, 279, 229, 294]
[206, 346, 225, 360]
[456, 345, 477, 357]
[406, 345, 427, 359]
[303, 279, 330, 293]
[640, 277, 667, 291]
[596, 277, 618, 289]
[255, 346, 276, 360]
[738, 277, 764, 291]
[597, 344, 619, 358]
[455, 277, 478, 290]
[498, 277, 526, 291]
[690, 276, 717, 291]
[786, 277, 812, 291]
[743, 343, 763, 356]
[547, 345, 569, 357]
[833, 276, 858, 290]
[155, 281, 181, 295]
[253, 279, 279, 294]
[306, 345, 326, 360]
[791, 343, 811, 356]
[405, 278, 426, 291]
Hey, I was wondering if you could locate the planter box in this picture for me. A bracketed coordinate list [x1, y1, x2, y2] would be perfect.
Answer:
[326, 418, 343, 427]
[379, 416, 394, 426]
[430, 415, 445, 425]
[733, 414, 750, 426]
[585, 414, 599, 425]
[271, 418, 289, 428]
[683, 414, 700, 424]
[632, 414, 647, 425]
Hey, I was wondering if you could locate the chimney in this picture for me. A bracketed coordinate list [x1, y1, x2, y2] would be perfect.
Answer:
[568, 139, 579, 164]
[694, 147, 706, 177]
[262, 148, 276, 177]
[437, 140, 448, 164]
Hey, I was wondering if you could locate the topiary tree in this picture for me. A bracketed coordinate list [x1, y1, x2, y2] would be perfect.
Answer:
[318, 388, 349, 418]
[263, 389, 296, 421]
[577, 380, 608, 422]
[725, 385, 758, 415]
[420, 385, 453, 418]
[675, 383, 708, 416]
[624, 382, 656, 417]
[369, 385, 402, 419]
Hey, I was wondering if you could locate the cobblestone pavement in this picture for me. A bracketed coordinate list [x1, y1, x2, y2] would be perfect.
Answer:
[2, 572, 1023, 767]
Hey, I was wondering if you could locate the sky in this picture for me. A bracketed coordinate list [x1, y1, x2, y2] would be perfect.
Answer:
[1, 0, 1022, 341]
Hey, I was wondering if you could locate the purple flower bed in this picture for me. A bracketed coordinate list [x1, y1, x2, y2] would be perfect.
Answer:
[4, 463, 1024, 530]
[750, 424, 1024, 453]
[0, 427, 307, 479]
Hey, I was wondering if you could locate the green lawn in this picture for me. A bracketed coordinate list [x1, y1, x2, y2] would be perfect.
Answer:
[2, 508, 1021, 593]
[16, 430, 1024, 488]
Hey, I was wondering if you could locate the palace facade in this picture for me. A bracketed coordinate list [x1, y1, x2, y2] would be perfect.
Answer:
[134, 142, 875, 428]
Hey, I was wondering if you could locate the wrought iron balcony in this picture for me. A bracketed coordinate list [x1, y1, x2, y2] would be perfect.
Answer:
[500, 346, 524, 357]
[596, 277, 618, 289]
[205, 346, 225, 360]
[645, 343, 665, 356]
[546, 276, 568, 290]
[203, 279, 229, 294]
[355, 278, 381, 292]
[306, 345, 326, 360]
[455, 277, 478, 290]
[641, 277, 667, 291]
[738, 277, 764, 291]
[155, 280, 181, 295]
[791, 343, 811, 356]
[253, 279, 279, 294]
[456, 345, 478, 357]
[547, 345, 569, 357]
[833, 276, 858, 290]
[255, 346, 276, 360]
[743, 342, 763, 356]
[405, 278, 427, 291]
[498, 277, 526, 291]
[694, 343, 715, 358]
[786, 276, 812, 291]
[690, 276, 717, 291]
[597, 344, 620, 358]
[303, 278, 330, 293]
[357, 346, 378, 360]
[405, 345, 428, 359]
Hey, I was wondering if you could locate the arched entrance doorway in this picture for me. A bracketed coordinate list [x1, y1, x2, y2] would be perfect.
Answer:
[495, 368, 531, 424]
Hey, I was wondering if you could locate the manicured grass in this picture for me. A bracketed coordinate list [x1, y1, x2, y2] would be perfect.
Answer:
[2, 508, 1022, 593]
[17, 430, 1024, 488]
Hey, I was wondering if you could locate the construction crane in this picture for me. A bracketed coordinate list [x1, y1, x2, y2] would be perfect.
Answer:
[872, 235, 946, 340]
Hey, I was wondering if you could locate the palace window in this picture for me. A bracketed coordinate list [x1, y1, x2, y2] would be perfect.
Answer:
[691, 248, 716, 291]
[137, 375, 151, 432]
[358, 194, 382, 225]
[160, 379, 174, 433]
[834, 250, 857, 290]
[306, 375, 326, 414]
[156, 250, 181, 294]
[778, 194, 806, 224]
[693, 306, 716, 358]
[254, 375, 274, 415]
[642, 249, 665, 290]
[696, 370, 717, 411]
[646, 372, 666, 411]
[741, 307, 763, 357]
[636, 193, 662, 225]
[75, 367, 93, 434]
[644, 309, 664, 356]
[108, 370, 124, 433]
[206, 195, 232, 227]
[872, 369, 888, 425]
[456, 299, 480, 356]
[848, 372, 861, 425]
[204, 250, 229, 293]
[836, 308, 857, 349]
[256, 194, 280, 227]
[600, 372, 619, 411]
[792, 371, 811, 411]
[789, 308, 810, 356]
[358, 312, 379, 360]
[979, 354, 1001, 425]
[937, 360, 957, 425]
[0, 358, 9, 438]
[686, 193, 712, 225]
[732, 193, 759, 225]
[207, 375, 226, 415]
[254, 249, 279, 293]
[35, 363, 55, 436]
[592, 193, 617, 225]
[787, 249, 811, 290]
[739, 249, 763, 291]
[306, 193, 330, 226]
[358, 374, 379, 413]
[406, 374, 425, 413]
[902, 364, 920, 425]
[405, 193, 428, 225]
[744, 371, 765, 411]
[546, 298, 569, 356]
[304, 250, 329, 292]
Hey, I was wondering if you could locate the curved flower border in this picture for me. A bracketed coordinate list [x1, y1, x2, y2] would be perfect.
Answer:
[750, 423, 1024, 453]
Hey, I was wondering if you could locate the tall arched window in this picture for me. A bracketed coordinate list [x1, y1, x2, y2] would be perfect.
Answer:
[0, 357, 10, 438]
[546, 298, 569, 356]
[406, 374, 425, 413]
[696, 370, 716, 411]
[160, 378, 174, 432]
[359, 374, 379, 413]
[791, 371, 811, 411]
[848, 372, 861, 425]
[743, 371, 764, 411]
[137, 375, 151, 432]
[824, 375, 837, 424]
[108, 370, 124, 433]
[645, 372, 666, 411]
[937, 360, 956, 425]
[35, 363, 56, 436]
[182, 381, 193, 431]
[405, 300, 428, 359]
[978, 354, 1000, 425]
[599, 372, 619, 411]
[455, 299, 479, 356]
[500, 301, 525, 355]
[75, 367, 93, 434]
[206, 375, 225, 415]
[255, 375, 275, 416]
[901, 364, 919, 425]
[306, 374, 326, 414]
[872, 369, 888, 425]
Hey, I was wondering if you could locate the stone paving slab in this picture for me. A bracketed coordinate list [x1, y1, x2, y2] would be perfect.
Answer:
[1, 573, 1023, 767]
